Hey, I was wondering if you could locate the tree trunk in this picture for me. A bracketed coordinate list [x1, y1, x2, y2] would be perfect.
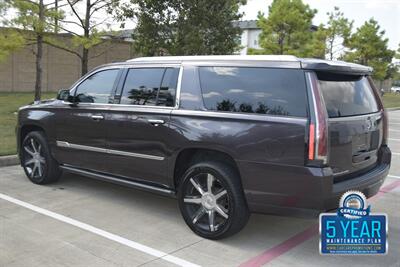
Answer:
[80, 0, 91, 76]
[34, 34, 43, 102]
[329, 39, 334, 60]
[34, 0, 45, 102]
[54, 0, 59, 34]
[81, 48, 89, 76]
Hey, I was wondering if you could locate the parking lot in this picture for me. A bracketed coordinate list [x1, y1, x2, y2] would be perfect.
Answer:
[1, 111, 399, 267]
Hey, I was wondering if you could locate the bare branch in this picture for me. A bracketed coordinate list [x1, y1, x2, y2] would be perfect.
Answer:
[90, 3, 110, 17]
[89, 42, 115, 59]
[89, 18, 108, 30]
[66, 0, 84, 27]
[19, 0, 39, 6]
[43, 39, 82, 58]
[48, 22, 80, 36]
[90, 0, 103, 8]
[60, 20, 83, 28]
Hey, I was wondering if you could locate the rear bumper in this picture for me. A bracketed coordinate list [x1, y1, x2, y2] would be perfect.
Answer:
[241, 146, 391, 217]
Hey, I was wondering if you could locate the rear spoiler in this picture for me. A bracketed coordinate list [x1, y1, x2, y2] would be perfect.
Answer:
[300, 58, 373, 75]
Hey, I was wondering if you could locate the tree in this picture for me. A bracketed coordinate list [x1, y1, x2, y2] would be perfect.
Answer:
[343, 19, 394, 81]
[3, 0, 62, 101]
[253, 0, 317, 57]
[0, 29, 25, 62]
[48, 0, 118, 75]
[325, 6, 352, 60]
[117, 0, 246, 56]
[306, 24, 327, 59]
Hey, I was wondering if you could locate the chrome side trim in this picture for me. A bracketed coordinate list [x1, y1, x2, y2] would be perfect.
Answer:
[328, 111, 381, 122]
[107, 148, 164, 161]
[59, 165, 175, 196]
[175, 65, 184, 109]
[56, 141, 164, 161]
[170, 109, 307, 124]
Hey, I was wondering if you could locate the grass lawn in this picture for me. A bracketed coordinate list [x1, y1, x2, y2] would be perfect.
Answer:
[0, 92, 56, 156]
[382, 92, 400, 108]
[0, 91, 400, 156]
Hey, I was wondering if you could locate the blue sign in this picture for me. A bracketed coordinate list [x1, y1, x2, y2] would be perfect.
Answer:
[319, 191, 388, 255]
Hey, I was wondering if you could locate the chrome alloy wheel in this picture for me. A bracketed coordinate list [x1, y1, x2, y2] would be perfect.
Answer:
[183, 173, 230, 232]
[23, 138, 46, 178]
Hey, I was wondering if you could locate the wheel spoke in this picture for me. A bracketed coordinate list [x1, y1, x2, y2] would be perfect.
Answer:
[215, 190, 227, 200]
[207, 174, 214, 193]
[215, 204, 228, 219]
[25, 158, 35, 166]
[31, 164, 38, 178]
[190, 178, 205, 195]
[37, 163, 43, 177]
[38, 156, 45, 164]
[24, 146, 35, 156]
[208, 210, 215, 232]
[184, 197, 202, 204]
[192, 207, 206, 224]
[38, 144, 42, 153]
[30, 139, 37, 153]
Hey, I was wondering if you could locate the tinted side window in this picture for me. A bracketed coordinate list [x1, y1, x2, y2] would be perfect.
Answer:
[121, 68, 164, 106]
[158, 68, 179, 107]
[120, 68, 178, 107]
[199, 67, 307, 117]
[75, 69, 119, 103]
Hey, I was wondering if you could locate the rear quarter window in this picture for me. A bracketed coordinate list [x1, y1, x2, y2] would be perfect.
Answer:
[198, 67, 308, 117]
[317, 72, 379, 118]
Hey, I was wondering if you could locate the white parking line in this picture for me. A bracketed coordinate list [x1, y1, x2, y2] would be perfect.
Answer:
[0, 193, 200, 267]
[388, 175, 400, 180]
[389, 129, 400, 132]
[392, 152, 400, 156]
[389, 138, 400, 142]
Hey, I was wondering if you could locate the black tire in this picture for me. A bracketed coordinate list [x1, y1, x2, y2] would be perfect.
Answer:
[21, 131, 62, 184]
[178, 161, 250, 239]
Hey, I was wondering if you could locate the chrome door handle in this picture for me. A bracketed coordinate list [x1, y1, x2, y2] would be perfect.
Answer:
[147, 119, 165, 126]
[91, 115, 104, 120]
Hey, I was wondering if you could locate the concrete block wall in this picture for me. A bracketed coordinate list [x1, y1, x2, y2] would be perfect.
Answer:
[0, 40, 134, 92]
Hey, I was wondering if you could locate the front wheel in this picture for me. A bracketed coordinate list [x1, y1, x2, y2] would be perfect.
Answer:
[21, 131, 61, 184]
[178, 161, 249, 239]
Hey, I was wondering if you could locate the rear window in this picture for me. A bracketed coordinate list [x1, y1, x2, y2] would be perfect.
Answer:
[317, 73, 379, 118]
[199, 67, 307, 117]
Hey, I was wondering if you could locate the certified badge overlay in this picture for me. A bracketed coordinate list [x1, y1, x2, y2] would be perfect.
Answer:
[319, 191, 388, 255]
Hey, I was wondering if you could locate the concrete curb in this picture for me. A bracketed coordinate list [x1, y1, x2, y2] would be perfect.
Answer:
[0, 155, 19, 167]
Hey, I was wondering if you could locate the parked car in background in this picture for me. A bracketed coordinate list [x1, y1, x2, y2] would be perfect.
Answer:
[391, 86, 400, 93]
[16, 55, 391, 239]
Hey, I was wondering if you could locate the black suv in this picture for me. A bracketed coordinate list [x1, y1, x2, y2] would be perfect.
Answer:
[17, 55, 391, 239]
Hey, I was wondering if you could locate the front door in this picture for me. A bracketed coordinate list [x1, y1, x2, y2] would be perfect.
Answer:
[105, 66, 180, 187]
[55, 68, 121, 172]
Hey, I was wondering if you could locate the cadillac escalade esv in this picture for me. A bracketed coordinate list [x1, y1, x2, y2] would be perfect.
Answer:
[17, 55, 391, 239]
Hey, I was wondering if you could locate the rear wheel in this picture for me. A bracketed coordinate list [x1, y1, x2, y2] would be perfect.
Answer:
[178, 161, 249, 239]
[21, 131, 61, 184]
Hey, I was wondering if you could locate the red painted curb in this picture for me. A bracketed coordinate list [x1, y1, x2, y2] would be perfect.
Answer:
[239, 179, 400, 267]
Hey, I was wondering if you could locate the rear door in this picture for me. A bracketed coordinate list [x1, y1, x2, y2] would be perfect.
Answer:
[105, 66, 180, 187]
[316, 72, 382, 181]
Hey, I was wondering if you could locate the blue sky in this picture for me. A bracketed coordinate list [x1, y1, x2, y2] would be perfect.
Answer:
[240, 0, 399, 50]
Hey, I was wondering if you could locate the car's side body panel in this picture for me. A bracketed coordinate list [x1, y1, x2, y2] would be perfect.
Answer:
[16, 56, 391, 218]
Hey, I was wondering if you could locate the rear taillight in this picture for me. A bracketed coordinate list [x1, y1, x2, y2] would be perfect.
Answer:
[382, 110, 388, 145]
[367, 76, 388, 145]
[306, 72, 328, 165]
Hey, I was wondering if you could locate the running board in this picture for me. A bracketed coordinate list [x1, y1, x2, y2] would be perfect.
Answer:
[59, 165, 176, 197]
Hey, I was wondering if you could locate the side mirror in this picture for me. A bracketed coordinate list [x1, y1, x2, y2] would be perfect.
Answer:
[57, 89, 70, 101]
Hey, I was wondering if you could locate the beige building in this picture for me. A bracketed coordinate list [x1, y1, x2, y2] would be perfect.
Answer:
[0, 31, 134, 92]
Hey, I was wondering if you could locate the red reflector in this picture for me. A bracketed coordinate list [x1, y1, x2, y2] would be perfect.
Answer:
[308, 124, 315, 160]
